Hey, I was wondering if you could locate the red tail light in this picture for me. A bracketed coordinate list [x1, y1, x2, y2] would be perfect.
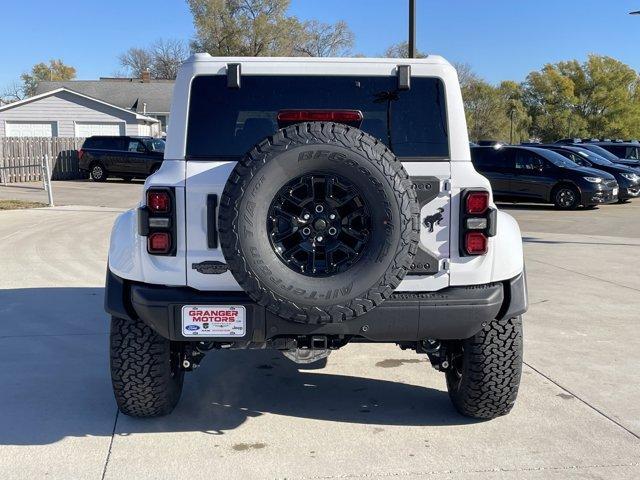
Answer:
[141, 188, 176, 256]
[147, 191, 171, 213]
[277, 109, 363, 125]
[465, 232, 488, 255]
[465, 191, 489, 215]
[460, 190, 495, 257]
[148, 232, 171, 254]
[78, 149, 84, 160]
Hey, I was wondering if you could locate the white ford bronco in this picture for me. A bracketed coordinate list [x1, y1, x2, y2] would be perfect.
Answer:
[106, 54, 527, 419]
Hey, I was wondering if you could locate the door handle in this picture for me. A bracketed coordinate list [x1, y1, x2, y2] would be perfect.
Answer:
[207, 194, 218, 248]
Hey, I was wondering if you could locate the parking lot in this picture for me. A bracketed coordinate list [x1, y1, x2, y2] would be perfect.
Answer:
[0, 180, 639, 479]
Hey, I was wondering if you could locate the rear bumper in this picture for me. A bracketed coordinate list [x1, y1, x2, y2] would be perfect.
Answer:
[105, 270, 528, 343]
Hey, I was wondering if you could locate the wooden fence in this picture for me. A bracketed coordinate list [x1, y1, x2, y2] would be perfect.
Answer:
[0, 137, 87, 183]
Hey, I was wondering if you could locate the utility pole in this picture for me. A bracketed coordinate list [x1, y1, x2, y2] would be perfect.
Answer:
[408, 0, 417, 58]
[510, 108, 515, 144]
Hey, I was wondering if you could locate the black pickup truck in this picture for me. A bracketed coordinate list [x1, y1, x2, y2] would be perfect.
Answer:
[78, 136, 165, 182]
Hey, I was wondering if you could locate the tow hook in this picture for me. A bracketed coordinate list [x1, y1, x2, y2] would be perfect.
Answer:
[420, 339, 451, 371]
[180, 343, 210, 371]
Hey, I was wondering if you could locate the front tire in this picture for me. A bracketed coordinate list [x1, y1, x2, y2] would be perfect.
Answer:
[110, 316, 184, 417]
[445, 316, 523, 419]
[553, 185, 579, 209]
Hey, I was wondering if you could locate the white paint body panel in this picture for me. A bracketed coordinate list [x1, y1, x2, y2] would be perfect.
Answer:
[109, 161, 187, 286]
[108, 55, 524, 290]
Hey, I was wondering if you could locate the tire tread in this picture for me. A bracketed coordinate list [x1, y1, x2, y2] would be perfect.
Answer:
[446, 316, 523, 419]
[110, 316, 183, 417]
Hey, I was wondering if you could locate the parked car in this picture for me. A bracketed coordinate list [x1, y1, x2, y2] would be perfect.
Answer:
[555, 139, 640, 170]
[105, 55, 529, 419]
[79, 136, 165, 182]
[532, 144, 640, 202]
[471, 145, 618, 209]
[586, 140, 640, 161]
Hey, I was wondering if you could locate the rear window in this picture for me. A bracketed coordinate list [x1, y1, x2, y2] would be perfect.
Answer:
[186, 75, 449, 160]
[605, 145, 628, 158]
[623, 146, 639, 159]
[143, 138, 165, 152]
[83, 137, 124, 150]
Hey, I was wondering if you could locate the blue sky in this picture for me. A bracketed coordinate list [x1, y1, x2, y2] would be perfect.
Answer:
[1, 0, 639, 88]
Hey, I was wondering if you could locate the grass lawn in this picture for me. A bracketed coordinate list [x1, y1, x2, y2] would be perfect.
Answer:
[0, 200, 48, 210]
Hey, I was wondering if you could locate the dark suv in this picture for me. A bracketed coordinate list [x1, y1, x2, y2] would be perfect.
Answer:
[471, 145, 618, 209]
[533, 145, 640, 202]
[587, 141, 640, 161]
[79, 136, 165, 182]
[555, 139, 640, 170]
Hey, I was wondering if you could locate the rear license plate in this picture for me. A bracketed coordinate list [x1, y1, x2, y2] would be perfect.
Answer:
[613, 188, 619, 196]
[181, 305, 246, 337]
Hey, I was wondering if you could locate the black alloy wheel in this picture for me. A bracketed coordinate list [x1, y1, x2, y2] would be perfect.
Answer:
[267, 173, 371, 277]
[554, 186, 579, 209]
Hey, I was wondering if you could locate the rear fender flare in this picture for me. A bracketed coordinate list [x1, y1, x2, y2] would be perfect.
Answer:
[490, 211, 524, 281]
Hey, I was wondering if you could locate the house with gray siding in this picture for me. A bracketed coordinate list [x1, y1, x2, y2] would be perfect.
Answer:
[0, 88, 160, 138]
[36, 73, 174, 132]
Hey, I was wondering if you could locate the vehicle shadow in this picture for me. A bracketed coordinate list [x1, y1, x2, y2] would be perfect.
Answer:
[522, 236, 640, 247]
[121, 349, 473, 437]
[0, 287, 474, 446]
[0, 184, 44, 191]
[496, 202, 597, 212]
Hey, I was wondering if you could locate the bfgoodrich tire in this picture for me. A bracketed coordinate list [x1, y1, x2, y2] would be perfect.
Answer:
[219, 122, 419, 324]
[445, 316, 523, 419]
[110, 316, 184, 417]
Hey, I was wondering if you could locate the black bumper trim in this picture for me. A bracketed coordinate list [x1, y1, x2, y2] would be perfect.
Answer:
[106, 270, 528, 343]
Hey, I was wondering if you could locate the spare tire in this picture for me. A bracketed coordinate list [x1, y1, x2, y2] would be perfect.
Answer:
[219, 122, 419, 324]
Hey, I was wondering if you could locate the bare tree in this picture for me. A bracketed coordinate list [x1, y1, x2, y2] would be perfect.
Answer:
[383, 41, 426, 59]
[118, 48, 153, 79]
[1, 81, 26, 103]
[295, 20, 354, 57]
[149, 39, 191, 79]
[452, 62, 479, 89]
[118, 39, 190, 80]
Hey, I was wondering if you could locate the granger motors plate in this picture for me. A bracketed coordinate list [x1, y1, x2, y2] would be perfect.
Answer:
[181, 305, 246, 337]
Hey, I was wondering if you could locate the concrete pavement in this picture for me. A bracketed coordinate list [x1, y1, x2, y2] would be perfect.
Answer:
[0, 179, 144, 209]
[0, 188, 638, 479]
